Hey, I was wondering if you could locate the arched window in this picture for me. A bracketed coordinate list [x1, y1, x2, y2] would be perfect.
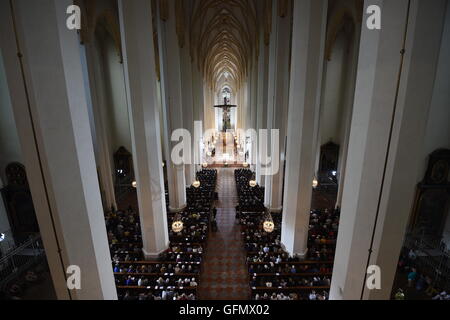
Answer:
[222, 87, 231, 105]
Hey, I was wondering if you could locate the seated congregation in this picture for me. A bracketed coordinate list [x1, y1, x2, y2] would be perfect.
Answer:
[235, 169, 340, 301]
[105, 169, 217, 300]
[104, 167, 341, 300]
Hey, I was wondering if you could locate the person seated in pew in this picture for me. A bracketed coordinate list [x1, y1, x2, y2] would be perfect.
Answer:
[309, 290, 317, 300]
[137, 277, 148, 287]
[190, 278, 198, 287]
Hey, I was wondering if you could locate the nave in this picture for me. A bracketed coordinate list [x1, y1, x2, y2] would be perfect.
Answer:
[0, 0, 449, 302]
[107, 165, 338, 301]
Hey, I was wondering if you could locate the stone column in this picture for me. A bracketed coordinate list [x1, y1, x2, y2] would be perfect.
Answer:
[1, 0, 116, 299]
[157, 0, 187, 211]
[256, 30, 270, 187]
[281, 0, 328, 257]
[330, 0, 447, 300]
[334, 27, 361, 209]
[204, 86, 214, 131]
[83, 42, 117, 212]
[250, 54, 258, 168]
[243, 81, 250, 134]
[191, 80, 199, 170]
[240, 87, 245, 133]
[181, 39, 195, 187]
[237, 90, 242, 131]
[1, 4, 68, 299]
[264, 0, 291, 212]
[118, 0, 169, 258]
[192, 66, 204, 169]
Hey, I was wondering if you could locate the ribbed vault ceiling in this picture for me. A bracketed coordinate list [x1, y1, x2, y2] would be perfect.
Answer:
[190, 0, 258, 93]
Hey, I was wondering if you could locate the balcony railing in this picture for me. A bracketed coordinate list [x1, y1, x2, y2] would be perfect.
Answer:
[0, 234, 45, 290]
[404, 230, 450, 290]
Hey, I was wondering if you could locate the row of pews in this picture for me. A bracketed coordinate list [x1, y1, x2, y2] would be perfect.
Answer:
[235, 169, 339, 300]
[105, 169, 217, 300]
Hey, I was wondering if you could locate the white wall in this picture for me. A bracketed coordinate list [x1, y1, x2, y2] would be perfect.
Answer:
[418, 3, 450, 246]
[102, 39, 132, 153]
[421, 4, 450, 167]
[320, 32, 348, 145]
[80, 44, 98, 154]
[0, 51, 19, 245]
[0, 52, 22, 183]
[315, 31, 354, 178]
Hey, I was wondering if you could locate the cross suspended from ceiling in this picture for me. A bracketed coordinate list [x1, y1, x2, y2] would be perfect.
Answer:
[214, 97, 237, 132]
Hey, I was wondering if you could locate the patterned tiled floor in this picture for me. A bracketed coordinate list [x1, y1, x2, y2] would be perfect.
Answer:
[198, 168, 250, 300]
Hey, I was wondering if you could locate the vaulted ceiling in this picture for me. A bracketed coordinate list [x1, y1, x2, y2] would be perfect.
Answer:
[190, 0, 259, 93]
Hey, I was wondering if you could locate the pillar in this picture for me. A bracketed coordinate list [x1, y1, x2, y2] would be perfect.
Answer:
[83, 42, 117, 212]
[256, 29, 270, 187]
[264, 0, 291, 212]
[281, 0, 328, 257]
[250, 54, 259, 168]
[204, 85, 214, 132]
[192, 66, 204, 169]
[181, 37, 195, 186]
[243, 80, 250, 134]
[330, 0, 447, 300]
[157, 0, 187, 211]
[237, 90, 242, 131]
[335, 26, 361, 209]
[1, 0, 116, 299]
[118, 0, 170, 258]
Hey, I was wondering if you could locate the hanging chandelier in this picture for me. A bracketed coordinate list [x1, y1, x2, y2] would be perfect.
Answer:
[312, 177, 319, 189]
[192, 180, 201, 188]
[202, 162, 208, 168]
[249, 172, 257, 187]
[171, 213, 184, 233]
[263, 211, 275, 233]
[243, 162, 249, 168]
[131, 181, 137, 188]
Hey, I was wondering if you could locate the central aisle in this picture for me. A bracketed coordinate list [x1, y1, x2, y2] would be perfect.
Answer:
[198, 168, 250, 300]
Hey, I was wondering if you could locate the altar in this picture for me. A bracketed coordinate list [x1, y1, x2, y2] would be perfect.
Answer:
[204, 132, 245, 167]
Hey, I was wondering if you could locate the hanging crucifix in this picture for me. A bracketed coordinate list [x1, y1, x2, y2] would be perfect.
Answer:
[214, 97, 236, 132]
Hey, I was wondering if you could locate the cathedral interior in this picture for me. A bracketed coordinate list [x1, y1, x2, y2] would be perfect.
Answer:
[0, 0, 449, 303]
